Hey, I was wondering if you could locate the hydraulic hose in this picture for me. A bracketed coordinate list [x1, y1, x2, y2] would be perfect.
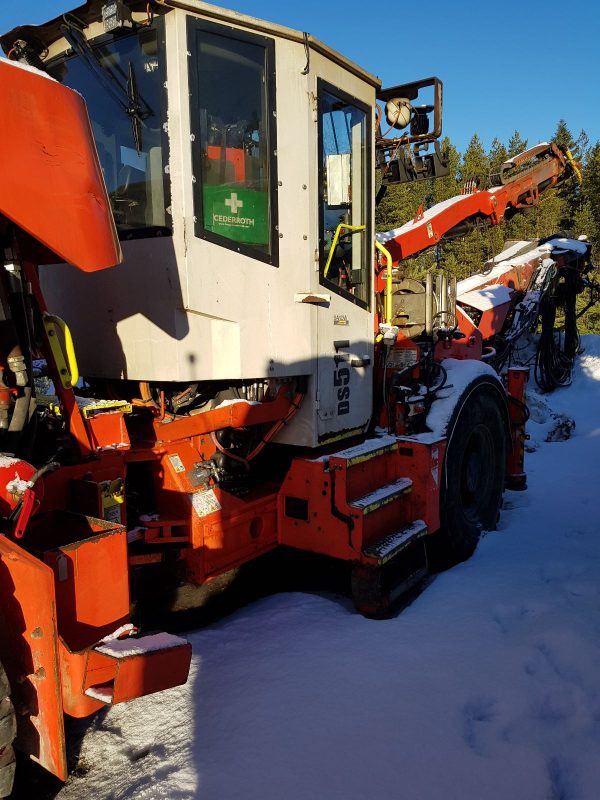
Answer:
[8, 386, 31, 433]
[534, 270, 579, 391]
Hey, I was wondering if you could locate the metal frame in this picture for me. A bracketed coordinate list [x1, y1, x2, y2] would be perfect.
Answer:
[186, 16, 280, 267]
[317, 78, 372, 310]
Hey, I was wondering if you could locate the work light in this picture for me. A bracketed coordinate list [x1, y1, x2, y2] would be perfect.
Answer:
[102, 1, 133, 32]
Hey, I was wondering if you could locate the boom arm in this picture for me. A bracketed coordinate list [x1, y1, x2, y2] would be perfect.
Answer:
[376, 143, 578, 265]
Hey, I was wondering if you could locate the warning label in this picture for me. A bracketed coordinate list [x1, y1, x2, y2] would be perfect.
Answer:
[385, 347, 418, 370]
[169, 454, 185, 473]
[190, 489, 222, 518]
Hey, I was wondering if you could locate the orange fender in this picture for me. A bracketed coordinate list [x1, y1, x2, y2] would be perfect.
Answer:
[0, 534, 66, 781]
[0, 59, 121, 272]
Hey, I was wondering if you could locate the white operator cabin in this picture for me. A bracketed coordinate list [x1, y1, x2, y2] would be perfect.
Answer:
[33, 0, 381, 446]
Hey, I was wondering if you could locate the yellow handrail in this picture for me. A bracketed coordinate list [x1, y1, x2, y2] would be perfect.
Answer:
[323, 223, 366, 278]
[375, 240, 394, 325]
[43, 313, 79, 389]
[323, 228, 395, 329]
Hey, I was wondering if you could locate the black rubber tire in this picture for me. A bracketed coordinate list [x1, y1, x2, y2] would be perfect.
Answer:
[429, 379, 508, 570]
[0, 664, 16, 799]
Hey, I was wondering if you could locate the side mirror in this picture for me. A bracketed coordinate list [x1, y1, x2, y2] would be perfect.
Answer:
[376, 77, 449, 185]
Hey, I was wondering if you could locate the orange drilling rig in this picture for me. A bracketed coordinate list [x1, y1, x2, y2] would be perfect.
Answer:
[0, 0, 592, 793]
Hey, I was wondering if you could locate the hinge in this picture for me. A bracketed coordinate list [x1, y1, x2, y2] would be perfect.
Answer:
[309, 91, 318, 122]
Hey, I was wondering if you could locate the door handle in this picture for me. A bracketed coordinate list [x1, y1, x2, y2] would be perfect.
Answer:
[334, 352, 370, 367]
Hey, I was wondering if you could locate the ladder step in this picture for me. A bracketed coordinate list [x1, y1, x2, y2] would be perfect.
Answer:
[363, 520, 428, 565]
[329, 434, 398, 467]
[84, 685, 113, 705]
[350, 477, 412, 515]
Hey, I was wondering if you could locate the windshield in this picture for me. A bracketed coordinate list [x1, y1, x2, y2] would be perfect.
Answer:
[48, 27, 169, 236]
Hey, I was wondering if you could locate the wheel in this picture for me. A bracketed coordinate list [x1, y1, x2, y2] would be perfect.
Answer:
[0, 664, 15, 798]
[429, 378, 508, 569]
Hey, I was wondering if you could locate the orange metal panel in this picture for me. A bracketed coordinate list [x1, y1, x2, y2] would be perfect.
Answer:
[198, 500, 278, 576]
[476, 301, 513, 340]
[0, 536, 67, 781]
[84, 412, 131, 452]
[95, 642, 192, 705]
[58, 641, 105, 719]
[434, 327, 483, 361]
[39, 515, 130, 652]
[139, 439, 280, 583]
[278, 457, 356, 560]
[207, 145, 245, 182]
[152, 386, 293, 442]
[39, 452, 126, 516]
[506, 367, 529, 490]
[59, 636, 192, 716]
[396, 438, 447, 534]
[0, 59, 121, 271]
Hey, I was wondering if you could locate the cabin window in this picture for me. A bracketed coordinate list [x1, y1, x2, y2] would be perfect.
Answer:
[48, 24, 171, 239]
[188, 19, 278, 265]
[318, 82, 371, 307]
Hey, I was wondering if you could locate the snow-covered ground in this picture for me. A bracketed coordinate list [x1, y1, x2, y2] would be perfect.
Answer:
[55, 337, 600, 800]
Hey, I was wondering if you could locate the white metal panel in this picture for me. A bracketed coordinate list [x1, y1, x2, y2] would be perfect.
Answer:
[308, 50, 375, 443]
[176, 10, 316, 382]
[40, 4, 377, 448]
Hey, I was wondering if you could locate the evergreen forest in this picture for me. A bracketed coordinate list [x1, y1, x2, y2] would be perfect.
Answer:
[376, 120, 600, 332]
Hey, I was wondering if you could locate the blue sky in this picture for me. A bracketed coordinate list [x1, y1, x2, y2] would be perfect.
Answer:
[3, 0, 599, 154]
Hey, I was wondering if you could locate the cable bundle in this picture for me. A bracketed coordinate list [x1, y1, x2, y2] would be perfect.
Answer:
[534, 270, 579, 392]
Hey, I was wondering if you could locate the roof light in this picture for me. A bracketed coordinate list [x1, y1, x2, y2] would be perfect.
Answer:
[102, 1, 133, 33]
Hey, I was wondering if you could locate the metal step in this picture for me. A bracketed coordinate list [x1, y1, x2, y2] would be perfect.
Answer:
[329, 434, 398, 467]
[84, 632, 192, 706]
[352, 521, 428, 617]
[350, 477, 412, 515]
[362, 520, 428, 565]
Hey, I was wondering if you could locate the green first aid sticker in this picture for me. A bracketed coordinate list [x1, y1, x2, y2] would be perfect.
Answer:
[203, 185, 269, 245]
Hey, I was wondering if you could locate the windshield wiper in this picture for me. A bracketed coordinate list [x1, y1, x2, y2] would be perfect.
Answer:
[60, 17, 152, 153]
[127, 60, 143, 153]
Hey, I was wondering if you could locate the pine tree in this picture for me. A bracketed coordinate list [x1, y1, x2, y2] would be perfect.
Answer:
[581, 141, 600, 255]
[375, 182, 404, 233]
[488, 138, 508, 185]
[432, 137, 460, 203]
[507, 131, 528, 158]
[552, 119, 580, 232]
[575, 129, 590, 161]
[459, 134, 489, 187]
[375, 179, 424, 233]
[536, 191, 563, 238]
[573, 201, 597, 252]
[553, 119, 576, 153]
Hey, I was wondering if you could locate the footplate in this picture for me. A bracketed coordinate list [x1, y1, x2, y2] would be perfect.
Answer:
[85, 633, 192, 705]
[61, 632, 192, 716]
[352, 521, 428, 617]
[362, 520, 427, 565]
